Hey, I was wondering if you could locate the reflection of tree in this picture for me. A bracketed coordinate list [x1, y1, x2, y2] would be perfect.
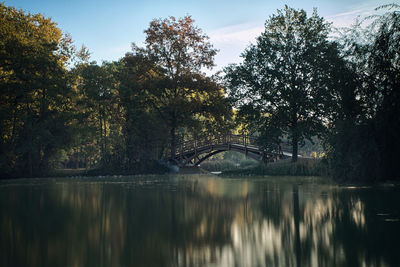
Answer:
[293, 185, 301, 267]
[1, 177, 399, 267]
[328, 189, 400, 267]
[0, 183, 76, 266]
[0, 178, 238, 267]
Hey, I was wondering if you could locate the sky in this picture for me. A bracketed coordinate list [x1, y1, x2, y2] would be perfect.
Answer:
[5, 0, 395, 72]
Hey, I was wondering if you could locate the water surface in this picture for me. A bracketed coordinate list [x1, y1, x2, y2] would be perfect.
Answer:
[1, 175, 399, 267]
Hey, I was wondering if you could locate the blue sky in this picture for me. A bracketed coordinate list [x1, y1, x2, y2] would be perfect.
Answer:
[5, 0, 394, 71]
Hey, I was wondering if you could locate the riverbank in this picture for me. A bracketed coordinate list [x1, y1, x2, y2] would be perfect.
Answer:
[0, 160, 170, 179]
[220, 158, 329, 177]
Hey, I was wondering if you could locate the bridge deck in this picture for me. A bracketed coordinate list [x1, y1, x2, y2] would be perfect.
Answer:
[167, 134, 293, 166]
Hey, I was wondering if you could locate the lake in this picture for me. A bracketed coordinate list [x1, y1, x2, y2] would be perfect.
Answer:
[1, 174, 399, 267]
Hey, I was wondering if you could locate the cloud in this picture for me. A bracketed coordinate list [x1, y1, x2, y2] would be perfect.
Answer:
[328, 9, 367, 19]
[209, 23, 264, 72]
[210, 23, 264, 45]
[325, 7, 375, 28]
[206, 3, 385, 74]
[207, 4, 381, 74]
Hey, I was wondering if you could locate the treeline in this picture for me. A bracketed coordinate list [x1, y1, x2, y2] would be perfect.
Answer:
[1, 3, 399, 182]
[0, 4, 231, 177]
[226, 5, 400, 182]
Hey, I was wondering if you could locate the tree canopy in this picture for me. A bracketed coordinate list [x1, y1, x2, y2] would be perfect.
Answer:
[326, 4, 400, 181]
[225, 6, 341, 162]
[141, 16, 231, 156]
[0, 3, 75, 176]
[1, 2, 399, 182]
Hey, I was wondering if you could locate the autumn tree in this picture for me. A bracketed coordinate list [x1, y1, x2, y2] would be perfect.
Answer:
[0, 3, 75, 176]
[225, 6, 340, 162]
[142, 16, 231, 157]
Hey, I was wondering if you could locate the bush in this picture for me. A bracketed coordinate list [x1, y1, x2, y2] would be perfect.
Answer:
[239, 159, 258, 168]
[200, 160, 238, 172]
[222, 158, 329, 177]
[86, 160, 169, 176]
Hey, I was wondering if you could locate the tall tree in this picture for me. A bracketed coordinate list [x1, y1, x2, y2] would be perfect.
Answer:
[225, 6, 340, 161]
[0, 3, 75, 176]
[369, 5, 400, 180]
[327, 4, 400, 181]
[72, 61, 124, 169]
[142, 16, 231, 157]
[118, 49, 168, 167]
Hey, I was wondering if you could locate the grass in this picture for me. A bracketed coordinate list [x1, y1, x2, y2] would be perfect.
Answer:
[16, 158, 328, 179]
[221, 158, 329, 177]
[199, 160, 238, 172]
[46, 160, 170, 178]
[200, 159, 259, 172]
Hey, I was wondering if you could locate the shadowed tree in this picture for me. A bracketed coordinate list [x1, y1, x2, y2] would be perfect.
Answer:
[118, 49, 168, 166]
[369, 5, 400, 180]
[326, 4, 400, 181]
[0, 3, 75, 176]
[225, 6, 341, 162]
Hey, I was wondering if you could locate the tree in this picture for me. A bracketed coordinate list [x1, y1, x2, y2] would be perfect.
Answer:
[326, 4, 400, 181]
[69, 59, 127, 170]
[142, 16, 231, 157]
[0, 3, 75, 176]
[118, 49, 168, 167]
[369, 5, 400, 180]
[225, 6, 340, 162]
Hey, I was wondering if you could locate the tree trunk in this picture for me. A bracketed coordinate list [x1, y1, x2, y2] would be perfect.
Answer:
[170, 126, 176, 158]
[170, 112, 177, 158]
[292, 134, 298, 162]
[102, 116, 107, 162]
[125, 117, 133, 167]
[99, 106, 104, 161]
[291, 112, 299, 162]
[28, 114, 33, 177]
[11, 101, 17, 146]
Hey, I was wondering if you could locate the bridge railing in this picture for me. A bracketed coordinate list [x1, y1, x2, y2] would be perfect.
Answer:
[166, 134, 287, 159]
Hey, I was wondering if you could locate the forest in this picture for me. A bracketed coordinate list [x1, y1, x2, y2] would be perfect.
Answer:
[0, 3, 399, 182]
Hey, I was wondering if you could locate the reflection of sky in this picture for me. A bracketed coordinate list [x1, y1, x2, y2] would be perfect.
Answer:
[176, 183, 300, 266]
[175, 176, 379, 267]
[1, 175, 399, 267]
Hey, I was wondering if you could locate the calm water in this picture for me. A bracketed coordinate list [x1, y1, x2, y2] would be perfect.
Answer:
[1, 175, 399, 267]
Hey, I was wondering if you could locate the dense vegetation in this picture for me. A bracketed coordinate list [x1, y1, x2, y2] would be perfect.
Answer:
[225, 6, 337, 162]
[0, 5, 231, 177]
[0, 3, 399, 182]
[225, 5, 400, 182]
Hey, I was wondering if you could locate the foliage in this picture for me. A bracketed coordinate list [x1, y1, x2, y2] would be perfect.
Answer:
[118, 50, 168, 167]
[200, 152, 258, 172]
[225, 6, 341, 162]
[1, 2, 398, 182]
[221, 158, 329, 177]
[142, 16, 232, 156]
[42, 14, 231, 176]
[199, 160, 238, 172]
[326, 4, 400, 182]
[0, 3, 75, 177]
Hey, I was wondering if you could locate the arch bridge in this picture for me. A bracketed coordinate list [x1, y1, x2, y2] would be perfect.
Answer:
[167, 134, 292, 167]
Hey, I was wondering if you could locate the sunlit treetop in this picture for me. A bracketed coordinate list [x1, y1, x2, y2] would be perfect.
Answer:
[143, 15, 217, 78]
